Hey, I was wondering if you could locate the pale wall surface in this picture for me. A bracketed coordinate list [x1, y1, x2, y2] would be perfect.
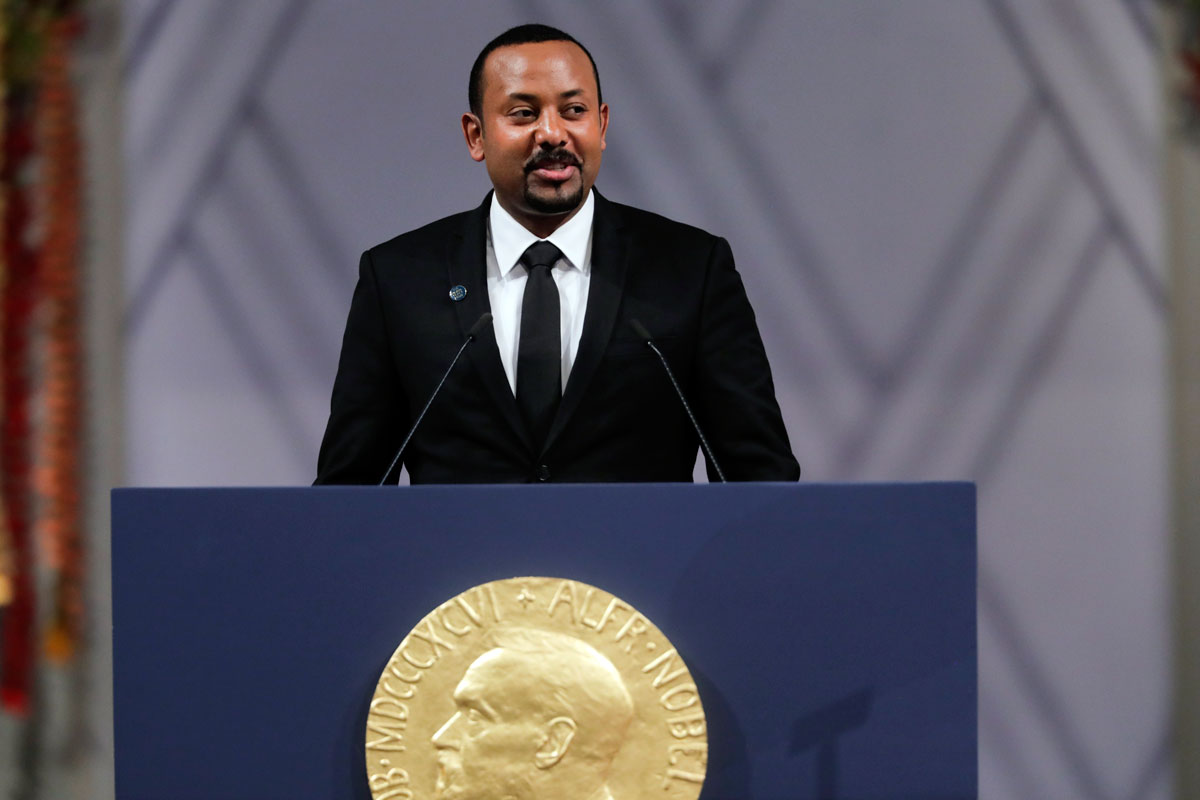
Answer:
[121, 2, 1170, 798]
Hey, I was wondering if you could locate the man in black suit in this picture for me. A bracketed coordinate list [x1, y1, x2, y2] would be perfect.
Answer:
[316, 24, 798, 485]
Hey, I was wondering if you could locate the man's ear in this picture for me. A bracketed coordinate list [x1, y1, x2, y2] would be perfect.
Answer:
[462, 113, 486, 162]
[534, 717, 576, 769]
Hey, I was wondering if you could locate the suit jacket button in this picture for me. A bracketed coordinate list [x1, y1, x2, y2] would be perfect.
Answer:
[536, 464, 551, 481]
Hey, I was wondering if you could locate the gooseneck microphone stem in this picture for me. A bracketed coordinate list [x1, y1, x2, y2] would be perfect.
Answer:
[629, 319, 727, 483]
[379, 313, 493, 485]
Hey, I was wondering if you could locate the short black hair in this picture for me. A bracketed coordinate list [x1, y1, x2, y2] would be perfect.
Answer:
[468, 24, 602, 118]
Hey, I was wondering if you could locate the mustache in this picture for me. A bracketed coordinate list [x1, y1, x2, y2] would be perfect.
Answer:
[525, 149, 581, 172]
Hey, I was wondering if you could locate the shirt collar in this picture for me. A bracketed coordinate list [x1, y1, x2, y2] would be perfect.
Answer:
[489, 189, 595, 278]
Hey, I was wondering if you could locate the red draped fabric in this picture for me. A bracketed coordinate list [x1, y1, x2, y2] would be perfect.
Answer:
[0, 3, 85, 716]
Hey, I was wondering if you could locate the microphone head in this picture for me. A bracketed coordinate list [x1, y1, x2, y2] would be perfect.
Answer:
[467, 312, 494, 338]
[629, 318, 653, 342]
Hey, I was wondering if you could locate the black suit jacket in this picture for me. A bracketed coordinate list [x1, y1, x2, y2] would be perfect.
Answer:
[315, 191, 799, 484]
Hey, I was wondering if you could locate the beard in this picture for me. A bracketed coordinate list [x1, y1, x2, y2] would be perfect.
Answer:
[523, 147, 585, 215]
[523, 180, 585, 215]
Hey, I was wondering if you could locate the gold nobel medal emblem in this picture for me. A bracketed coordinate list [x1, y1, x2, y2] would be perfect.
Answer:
[366, 577, 708, 800]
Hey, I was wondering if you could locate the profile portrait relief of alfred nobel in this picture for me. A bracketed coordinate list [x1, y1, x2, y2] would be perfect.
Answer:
[432, 627, 635, 800]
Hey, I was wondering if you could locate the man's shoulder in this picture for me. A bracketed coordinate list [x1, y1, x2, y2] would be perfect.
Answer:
[366, 205, 480, 262]
[601, 195, 723, 245]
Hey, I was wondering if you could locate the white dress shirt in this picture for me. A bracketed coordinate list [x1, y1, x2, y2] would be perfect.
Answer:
[486, 190, 594, 395]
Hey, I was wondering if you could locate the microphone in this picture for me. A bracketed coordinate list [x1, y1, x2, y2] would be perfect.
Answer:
[378, 312, 493, 485]
[629, 319, 727, 483]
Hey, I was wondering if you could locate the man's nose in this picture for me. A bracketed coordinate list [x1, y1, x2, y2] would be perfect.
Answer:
[432, 712, 461, 748]
[534, 110, 567, 146]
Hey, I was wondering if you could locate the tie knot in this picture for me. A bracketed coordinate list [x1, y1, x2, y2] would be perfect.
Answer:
[520, 241, 564, 272]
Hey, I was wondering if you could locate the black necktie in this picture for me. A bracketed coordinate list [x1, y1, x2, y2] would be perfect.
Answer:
[516, 241, 563, 447]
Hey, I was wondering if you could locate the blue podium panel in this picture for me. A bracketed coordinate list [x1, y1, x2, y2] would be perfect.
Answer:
[111, 483, 975, 800]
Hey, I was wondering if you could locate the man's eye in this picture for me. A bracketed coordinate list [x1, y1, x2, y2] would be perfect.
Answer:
[511, 109, 536, 119]
[467, 708, 484, 722]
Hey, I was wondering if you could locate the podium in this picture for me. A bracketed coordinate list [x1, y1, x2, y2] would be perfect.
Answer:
[112, 483, 975, 799]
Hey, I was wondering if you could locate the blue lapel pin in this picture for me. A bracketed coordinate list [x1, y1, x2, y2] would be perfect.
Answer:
[449, 284, 467, 302]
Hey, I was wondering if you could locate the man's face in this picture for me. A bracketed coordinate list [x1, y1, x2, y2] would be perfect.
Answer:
[463, 40, 608, 233]
[431, 650, 542, 800]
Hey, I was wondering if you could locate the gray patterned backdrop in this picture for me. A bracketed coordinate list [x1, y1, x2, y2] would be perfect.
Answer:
[121, 1, 1169, 797]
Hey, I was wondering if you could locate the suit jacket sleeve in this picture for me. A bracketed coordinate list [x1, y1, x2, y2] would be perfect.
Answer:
[693, 236, 800, 481]
[314, 250, 407, 484]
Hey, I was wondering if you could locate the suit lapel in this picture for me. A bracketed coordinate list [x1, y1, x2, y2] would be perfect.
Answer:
[544, 191, 630, 453]
[448, 194, 534, 453]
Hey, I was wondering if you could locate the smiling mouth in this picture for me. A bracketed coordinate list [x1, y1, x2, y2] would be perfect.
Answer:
[526, 151, 581, 183]
[531, 163, 577, 182]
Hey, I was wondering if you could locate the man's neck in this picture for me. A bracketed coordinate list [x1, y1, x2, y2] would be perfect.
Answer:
[496, 197, 584, 239]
